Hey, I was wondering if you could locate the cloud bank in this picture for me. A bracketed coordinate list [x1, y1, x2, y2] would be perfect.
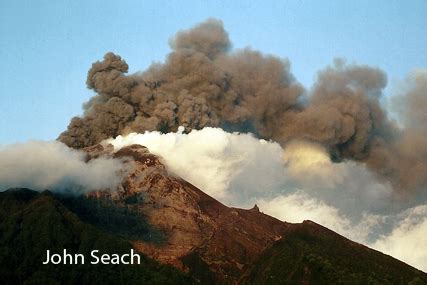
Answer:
[107, 127, 427, 271]
[0, 141, 126, 194]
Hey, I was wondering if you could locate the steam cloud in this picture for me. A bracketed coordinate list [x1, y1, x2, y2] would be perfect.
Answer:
[0, 141, 126, 194]
[107, 127, 427, 271]
[58, 19, 426, 194]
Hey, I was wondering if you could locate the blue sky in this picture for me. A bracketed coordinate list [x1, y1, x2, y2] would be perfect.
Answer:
[1, 0, 426, 144]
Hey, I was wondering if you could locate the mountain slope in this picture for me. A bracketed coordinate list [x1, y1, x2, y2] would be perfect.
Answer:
[0, 144, 425, 284]
[239, 220, 426, 284]
[96, 144, 290, 283]
[0, 189, 194, 285]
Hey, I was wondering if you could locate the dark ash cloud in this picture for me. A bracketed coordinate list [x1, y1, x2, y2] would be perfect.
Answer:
[58, 19, 426, 193]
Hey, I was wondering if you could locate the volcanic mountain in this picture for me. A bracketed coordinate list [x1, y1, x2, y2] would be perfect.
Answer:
[0, 144, 425, 284]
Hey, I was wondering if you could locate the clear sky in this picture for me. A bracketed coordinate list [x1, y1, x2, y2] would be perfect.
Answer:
[1, 0, 426, 144]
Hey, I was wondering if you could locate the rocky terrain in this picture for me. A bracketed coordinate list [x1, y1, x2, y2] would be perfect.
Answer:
[84, 143, 426, 284]
[84, 143, 290, 283]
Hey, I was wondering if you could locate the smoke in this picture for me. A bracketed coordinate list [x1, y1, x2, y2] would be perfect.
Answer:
[0, 141, 127, 194]
[106, 127, 426, 271]
[170, 18, 231, 59]
[58, 18, 303, 148]
[387, 70, 427, 191]
[391, 69, 427, 131]
[58, 19, 426, 194]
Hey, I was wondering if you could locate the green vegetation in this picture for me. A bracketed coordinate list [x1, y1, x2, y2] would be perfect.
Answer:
[240, 221, 427, 284]
[59, 194, 166, 243]
[0, 189, 194, 285]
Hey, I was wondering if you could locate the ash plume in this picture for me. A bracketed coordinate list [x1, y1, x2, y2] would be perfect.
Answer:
[59, 18, 426, 193]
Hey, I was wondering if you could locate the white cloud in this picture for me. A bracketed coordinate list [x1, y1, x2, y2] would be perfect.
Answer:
[109, 127, 286, 202]
[0, 141, 126, 194]
[258, 191, 384, 243]
[372, 205, 427, 271]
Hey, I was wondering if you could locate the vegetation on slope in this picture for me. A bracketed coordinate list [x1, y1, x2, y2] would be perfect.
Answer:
[0, 189, 194, 285]
[240, 221, 426, 284]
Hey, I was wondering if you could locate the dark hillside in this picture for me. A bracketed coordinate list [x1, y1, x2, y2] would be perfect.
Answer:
[0, 189, 194, 285]
[240, 221, 427, 284]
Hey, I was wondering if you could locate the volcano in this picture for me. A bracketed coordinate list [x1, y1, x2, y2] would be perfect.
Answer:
[0, 144, 425, 284]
